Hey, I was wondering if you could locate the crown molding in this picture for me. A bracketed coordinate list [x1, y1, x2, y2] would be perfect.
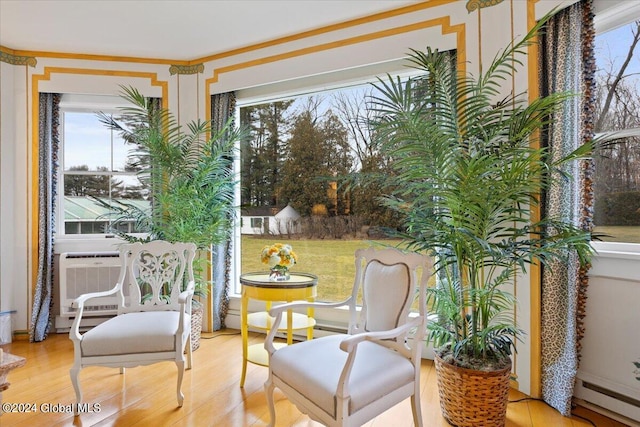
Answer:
[169, 64, 204, 75]
[466, 0, 505, 13]
[0, 49, 36, 67]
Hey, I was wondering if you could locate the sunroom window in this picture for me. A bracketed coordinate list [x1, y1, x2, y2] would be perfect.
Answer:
[58, 97, 149, 238]
[237, 83, 404, 303]
[593, 20, 640, 244]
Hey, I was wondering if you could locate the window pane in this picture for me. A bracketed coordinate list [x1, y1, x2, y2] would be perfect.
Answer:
[594, 135, 640, 243]
[239, 85, 404, 302]
[593, 21, 640, 243]
[117, 175, 149, 200]
[80, 221, 108, 234]
[60, 104, 150, 236]
[65, 222, 80, 234]
[112, 133, 132, 172]
[63, 112, 113, 172]
[63, 174, 112, 197]
[62, 176, 150, 236]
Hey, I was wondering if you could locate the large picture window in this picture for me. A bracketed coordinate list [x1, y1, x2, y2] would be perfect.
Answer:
[238, 83, 406, 302]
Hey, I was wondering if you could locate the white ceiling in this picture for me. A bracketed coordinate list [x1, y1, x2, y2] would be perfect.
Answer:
[0, 0, 419, 61]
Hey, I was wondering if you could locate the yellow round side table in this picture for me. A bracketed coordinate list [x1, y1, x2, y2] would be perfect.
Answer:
[239, 272, 317, 387]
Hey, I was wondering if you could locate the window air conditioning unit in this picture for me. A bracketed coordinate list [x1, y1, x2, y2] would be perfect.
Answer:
[58, 251, 124, 318]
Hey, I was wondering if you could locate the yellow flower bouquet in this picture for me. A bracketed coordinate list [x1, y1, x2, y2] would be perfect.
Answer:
[261, 243, 297, 281]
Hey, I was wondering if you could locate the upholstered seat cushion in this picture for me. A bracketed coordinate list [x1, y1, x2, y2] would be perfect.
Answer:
[271, 334, 415, 418]
[81, 311, 186, 356]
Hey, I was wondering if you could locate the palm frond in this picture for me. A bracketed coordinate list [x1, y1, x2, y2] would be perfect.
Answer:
[370, 8, 595, 367]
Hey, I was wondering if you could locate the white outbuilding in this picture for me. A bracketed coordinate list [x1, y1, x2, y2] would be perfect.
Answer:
[241, 204, 301, 235]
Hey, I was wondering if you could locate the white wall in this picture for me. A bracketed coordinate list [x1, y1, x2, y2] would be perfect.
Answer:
[575, 243, 640, 423]
[0, 60, 16, 315]
[0, 59, 29, 333]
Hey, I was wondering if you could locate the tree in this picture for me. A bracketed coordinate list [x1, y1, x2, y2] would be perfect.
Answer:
[240, 101, 293, 207]
[332, 89, 380, 169]
[332, 88, 402, 228]
[95, 86, 243, 252]
[279, 108, 352, 216]
[64, 165, 123, 197]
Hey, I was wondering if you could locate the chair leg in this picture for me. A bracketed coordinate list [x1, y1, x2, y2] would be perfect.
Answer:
[264, 376, 276, 427]
[70, 366, 82, 416]
[176, 360, 185, 407]
[411, 390, 423, 427]
[186, 334, 193, 370]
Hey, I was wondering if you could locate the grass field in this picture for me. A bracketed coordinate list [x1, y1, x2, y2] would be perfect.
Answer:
[241, 236, 403, 302]
[241, 227, 640, 301]
[593, 226, 640, 243]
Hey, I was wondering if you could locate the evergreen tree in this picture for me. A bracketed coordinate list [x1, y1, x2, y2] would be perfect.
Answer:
[240, 101, 293, 207]
[64, 165, 114, 197]
[279, 109, 352, 215]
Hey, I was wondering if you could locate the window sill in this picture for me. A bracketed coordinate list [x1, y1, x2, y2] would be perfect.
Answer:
[54, 236, 127, 254]
[590, 241, 640, 283]
[592, 241, 640, 256]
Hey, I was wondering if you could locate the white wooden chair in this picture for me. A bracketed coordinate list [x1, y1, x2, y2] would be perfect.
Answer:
[69, 240, 196, 415]
[264, 247, 432, 427]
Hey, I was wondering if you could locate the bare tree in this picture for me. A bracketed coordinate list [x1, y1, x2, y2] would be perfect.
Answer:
[595, 21, 640, 132]
[331, 88, 381, 169]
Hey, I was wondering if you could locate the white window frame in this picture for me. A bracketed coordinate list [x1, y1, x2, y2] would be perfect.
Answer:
[224, 61, 430, 337]
[230, 63, 422, 297]
[592, 0, 640, 256]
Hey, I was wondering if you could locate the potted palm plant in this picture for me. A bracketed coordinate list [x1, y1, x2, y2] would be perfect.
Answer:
[369, 15, 595, 427]
[94, 86, 242, 350]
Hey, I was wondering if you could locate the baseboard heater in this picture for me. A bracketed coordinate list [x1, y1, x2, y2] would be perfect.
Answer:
[575, 373, 640, 425]
[582, 380, 640, 408]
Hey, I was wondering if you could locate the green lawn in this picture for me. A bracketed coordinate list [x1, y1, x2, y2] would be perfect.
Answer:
[241, 236, 403, 302]
[241, 227, 640, 301]
[593, 226, 640, 244]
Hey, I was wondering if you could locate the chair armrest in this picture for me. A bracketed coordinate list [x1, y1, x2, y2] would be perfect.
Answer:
[339, 315, 424, 353]
[71, 287, 120, 310]
[177, 280, 195, 337]
[69, 286, 121, 341]
[334, 316, 424, 400]
[179, 280, 195, 305]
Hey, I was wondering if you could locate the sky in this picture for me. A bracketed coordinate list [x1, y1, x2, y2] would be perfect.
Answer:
[63, 112, 128, 171]
[595, 21, 639, 78]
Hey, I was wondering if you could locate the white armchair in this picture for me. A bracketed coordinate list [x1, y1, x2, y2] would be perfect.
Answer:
[69, 240, 196, 415]
[264, 247, 432, 427]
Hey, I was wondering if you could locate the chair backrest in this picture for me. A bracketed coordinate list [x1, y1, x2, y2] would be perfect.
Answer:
[347, 247, 431, 336]
[116, 241, 196, 314]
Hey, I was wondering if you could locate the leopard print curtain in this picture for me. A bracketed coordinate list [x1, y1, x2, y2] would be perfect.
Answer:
[30, 93, 61, 342]
[538, 0, 596, 416]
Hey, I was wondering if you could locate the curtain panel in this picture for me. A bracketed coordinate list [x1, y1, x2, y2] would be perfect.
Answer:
[30, 93, 61, 342]
[210, 92, 236, 330]
[539, 0, 596, 415]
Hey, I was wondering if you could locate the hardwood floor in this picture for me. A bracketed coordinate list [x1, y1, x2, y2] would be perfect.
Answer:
[0, 331, 629, 427]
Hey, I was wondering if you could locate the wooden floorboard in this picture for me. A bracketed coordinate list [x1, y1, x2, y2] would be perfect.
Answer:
[0, 332, 629, 426]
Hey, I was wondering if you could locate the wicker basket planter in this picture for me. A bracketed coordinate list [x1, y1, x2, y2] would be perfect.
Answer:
[190, 302, 204, 351]
[434, 353, 511, 427]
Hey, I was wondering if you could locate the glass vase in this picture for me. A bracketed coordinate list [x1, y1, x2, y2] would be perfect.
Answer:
[269, 268, 290, 282]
